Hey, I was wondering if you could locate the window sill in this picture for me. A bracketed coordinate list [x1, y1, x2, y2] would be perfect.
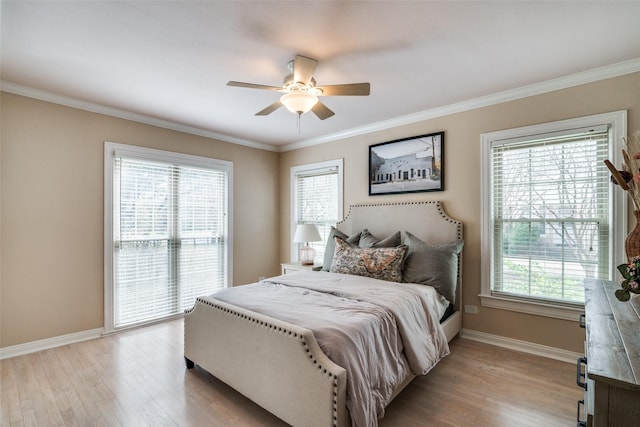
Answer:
[479, 294, 584, 321]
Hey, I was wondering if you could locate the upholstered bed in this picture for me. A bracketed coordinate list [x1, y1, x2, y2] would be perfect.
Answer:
[184, 201, 463, 427]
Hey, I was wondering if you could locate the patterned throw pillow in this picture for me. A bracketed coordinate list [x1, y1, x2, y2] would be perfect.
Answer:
[322, 226, 362, 272]
[330, 236, 407, 282]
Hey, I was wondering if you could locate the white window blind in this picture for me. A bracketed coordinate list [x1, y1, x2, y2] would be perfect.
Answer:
[489, 126, 610, 305]
[106, 143, 231, 331]
[292, 160, 343, 263]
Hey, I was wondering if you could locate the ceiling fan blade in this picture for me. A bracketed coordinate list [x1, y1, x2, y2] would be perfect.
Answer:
[255, 100, 282, 116]
[311, 102, 335, 120]
[293, 55, 318, 85]
[227, 81, 282, 91]
[316, 83, 370, 96]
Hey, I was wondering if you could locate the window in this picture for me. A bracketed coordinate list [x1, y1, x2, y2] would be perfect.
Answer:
[104, 142, 232, 332]
[480, 111, 627, 320]
[291, 159, 343, 264]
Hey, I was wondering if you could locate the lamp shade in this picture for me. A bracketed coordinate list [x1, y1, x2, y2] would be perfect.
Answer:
[293, 224, 322, 243]
[280, 91, 318, 115]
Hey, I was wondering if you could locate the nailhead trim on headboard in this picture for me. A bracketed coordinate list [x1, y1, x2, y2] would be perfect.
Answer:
[338, 201, 462, 239]
[185, 298, 340, 426]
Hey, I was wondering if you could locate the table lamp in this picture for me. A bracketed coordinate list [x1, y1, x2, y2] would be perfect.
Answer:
[293, 224, 322, 265]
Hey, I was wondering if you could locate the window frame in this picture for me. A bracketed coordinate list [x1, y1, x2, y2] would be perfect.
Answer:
[480, 111, 627, 320]
[104, 141, 233, 333]
[290, 159, 344, 264]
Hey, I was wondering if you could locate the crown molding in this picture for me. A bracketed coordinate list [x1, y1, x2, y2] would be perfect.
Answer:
[0, 81, 279, 153]
[3, 57, 639, 153]
[281, 57, 640, 152]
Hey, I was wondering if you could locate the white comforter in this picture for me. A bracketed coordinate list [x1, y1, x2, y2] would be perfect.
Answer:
[210, 271, 450, 427]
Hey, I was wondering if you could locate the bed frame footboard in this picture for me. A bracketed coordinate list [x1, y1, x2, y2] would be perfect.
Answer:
[184, 295, 349, 427]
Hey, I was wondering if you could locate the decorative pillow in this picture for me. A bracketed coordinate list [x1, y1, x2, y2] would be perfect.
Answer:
[402, 231, 464, 303]
[359, 229, 402, 248]
[330, 236, 407, 282]
[322, 227, 362, 271]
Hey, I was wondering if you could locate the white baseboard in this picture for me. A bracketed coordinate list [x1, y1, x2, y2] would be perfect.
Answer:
[1, 325, 582, 363]
[461, 328, 582, 364]
[0, 327, 104, 360]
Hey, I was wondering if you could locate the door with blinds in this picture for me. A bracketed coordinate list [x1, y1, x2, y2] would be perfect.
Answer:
[105, 142, 232, 331]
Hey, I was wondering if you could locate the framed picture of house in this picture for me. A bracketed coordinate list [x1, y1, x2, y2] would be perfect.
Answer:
[369, 131, 444, 195]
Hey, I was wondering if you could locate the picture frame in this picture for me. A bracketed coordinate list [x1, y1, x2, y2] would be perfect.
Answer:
[369, 131, 444, 195]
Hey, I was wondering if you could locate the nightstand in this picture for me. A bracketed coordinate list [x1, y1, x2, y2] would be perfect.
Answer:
[281, 262, 323, 274]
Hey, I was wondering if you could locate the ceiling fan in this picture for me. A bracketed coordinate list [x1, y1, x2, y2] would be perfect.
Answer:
[227, 55, 370, 120]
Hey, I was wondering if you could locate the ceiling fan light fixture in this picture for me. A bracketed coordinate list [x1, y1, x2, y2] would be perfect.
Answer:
[280, 91, 318, 115]
[228, 55, 369, 121]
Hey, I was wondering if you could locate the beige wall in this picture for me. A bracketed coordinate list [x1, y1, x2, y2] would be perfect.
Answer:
[0, 92, 281, 347]
[280, 72, 640, 353]
[2, 72, 639, 352]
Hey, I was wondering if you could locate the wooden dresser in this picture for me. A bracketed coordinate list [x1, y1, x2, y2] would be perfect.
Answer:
[579, 279, 640, 426]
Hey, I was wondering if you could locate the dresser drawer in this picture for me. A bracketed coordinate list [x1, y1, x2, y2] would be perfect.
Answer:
[582, 279, 640, 427]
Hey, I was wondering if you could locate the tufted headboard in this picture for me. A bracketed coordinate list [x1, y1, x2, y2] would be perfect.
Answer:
[336, 201, 463, 311]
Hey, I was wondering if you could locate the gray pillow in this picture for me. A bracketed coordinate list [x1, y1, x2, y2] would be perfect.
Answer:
[402, 231, 464, 303]
[359, 229, 402, 248]
[322, 226, 362, 271]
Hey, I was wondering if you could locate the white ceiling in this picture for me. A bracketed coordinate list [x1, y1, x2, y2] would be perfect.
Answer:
[2, 1, 640, 151]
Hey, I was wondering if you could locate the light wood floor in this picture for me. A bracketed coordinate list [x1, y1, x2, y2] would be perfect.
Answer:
[1, 319, 582, 426]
